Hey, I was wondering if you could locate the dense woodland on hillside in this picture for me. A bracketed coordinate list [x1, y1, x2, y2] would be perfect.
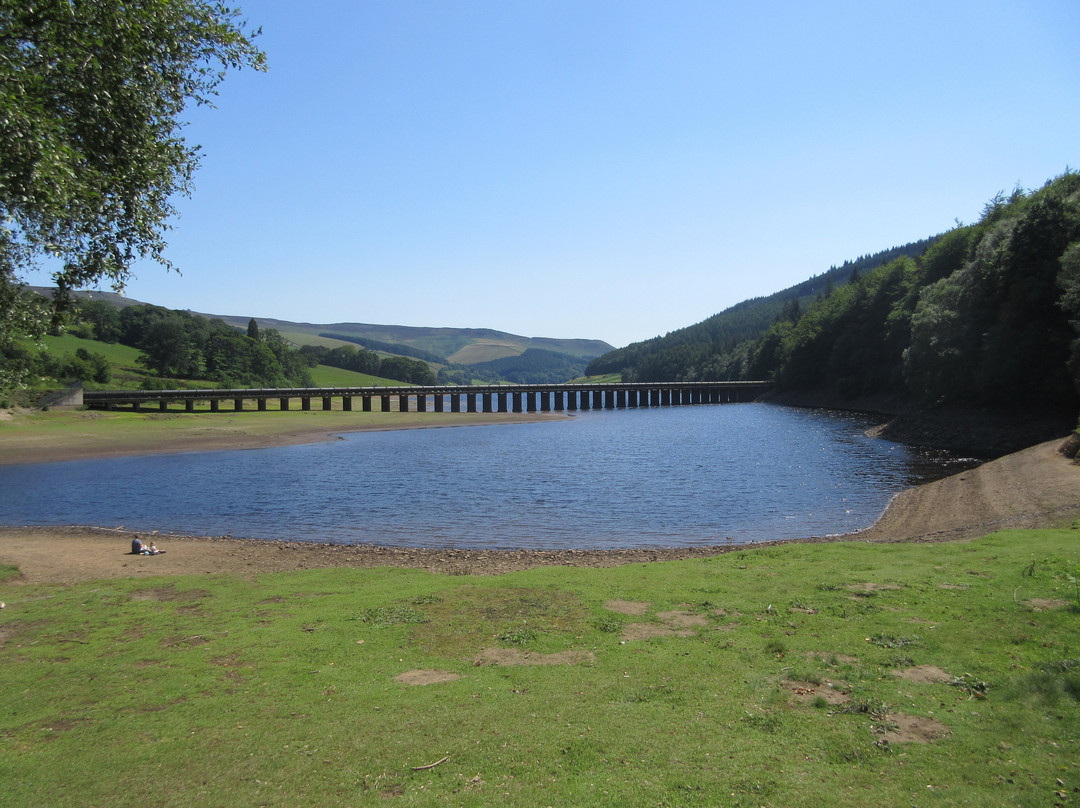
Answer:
[587, 240, 935, 381]
[63, 303, 314, 388]
[589, 170, 1080, 421]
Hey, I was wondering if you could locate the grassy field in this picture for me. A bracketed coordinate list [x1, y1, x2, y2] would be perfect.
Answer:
[37, 333, 169, 390]
[568, 373, 622, 385]
[307, 364, 402, 388]
[2, 529, 1078, 806]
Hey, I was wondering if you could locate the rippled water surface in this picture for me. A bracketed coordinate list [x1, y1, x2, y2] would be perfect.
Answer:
[0, 404, 969, 549]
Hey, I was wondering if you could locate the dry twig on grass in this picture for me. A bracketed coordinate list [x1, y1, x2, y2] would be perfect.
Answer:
[411, 756, 450, 771]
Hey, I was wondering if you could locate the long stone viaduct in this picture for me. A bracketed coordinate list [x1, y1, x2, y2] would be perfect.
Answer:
[83, 381, 772, 414]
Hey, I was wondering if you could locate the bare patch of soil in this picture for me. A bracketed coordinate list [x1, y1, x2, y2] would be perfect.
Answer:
[1025, 598, 1070, 611]
[622, 609, 708, 641]
[622, 623, 693, 640]
[395, 669, 462, 686]
[605, 599, 649, 615]
[655, 610, 709, 628]
[782, 679, 851, 705]
[473, 648, 595, 666]
[847, 582, 902, 593]
[893, 665, 952, 684]
[878, 713, 950, 744]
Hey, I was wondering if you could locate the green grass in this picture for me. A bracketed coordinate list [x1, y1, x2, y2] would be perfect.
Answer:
[36, 333, 156, 390]
[306, 364, 401, 388]
[568, 373, 622, 384]
[2, 529, 1079, 806]
[30, 333, 223, 393]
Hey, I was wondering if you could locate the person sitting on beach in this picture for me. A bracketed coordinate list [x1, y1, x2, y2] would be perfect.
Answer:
[131, 536, 144, 555]
[147, 542, 161, 555]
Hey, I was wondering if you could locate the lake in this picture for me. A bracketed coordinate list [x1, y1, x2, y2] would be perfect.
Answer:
[0, 404, 972, 549]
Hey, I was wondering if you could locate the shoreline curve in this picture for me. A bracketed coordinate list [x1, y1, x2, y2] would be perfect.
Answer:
[1, 437, 1077, 585]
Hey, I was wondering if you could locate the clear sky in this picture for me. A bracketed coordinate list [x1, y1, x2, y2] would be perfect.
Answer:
[25, 0, 1080, 348]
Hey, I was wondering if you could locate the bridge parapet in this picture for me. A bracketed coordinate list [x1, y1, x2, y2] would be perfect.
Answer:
[83, 381, 773, 414]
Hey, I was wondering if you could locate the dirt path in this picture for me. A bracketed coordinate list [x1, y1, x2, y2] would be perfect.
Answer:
[1, 437, 1077, 586]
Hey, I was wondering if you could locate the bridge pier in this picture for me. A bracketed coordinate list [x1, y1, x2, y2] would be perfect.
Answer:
[83, 381, 771, 416]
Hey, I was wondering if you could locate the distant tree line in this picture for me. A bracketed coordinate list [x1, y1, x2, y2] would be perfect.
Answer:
[298, 344, 436, 385]
[319, 333, 446, 364]
[466, 348, 590, 384]
[75, 303, 313, 388]
[589, 170, 1080, 419]
[587, 239, 935, 382]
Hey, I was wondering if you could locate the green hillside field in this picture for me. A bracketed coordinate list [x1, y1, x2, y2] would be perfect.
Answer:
[1, 528, 1077, 807]
[29, 333, 403, 393]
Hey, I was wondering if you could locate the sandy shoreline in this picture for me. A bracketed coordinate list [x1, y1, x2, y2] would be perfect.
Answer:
[2, 432, 1078, 585]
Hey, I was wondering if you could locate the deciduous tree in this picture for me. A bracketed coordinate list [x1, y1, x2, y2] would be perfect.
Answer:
[0, 0, 264, 396]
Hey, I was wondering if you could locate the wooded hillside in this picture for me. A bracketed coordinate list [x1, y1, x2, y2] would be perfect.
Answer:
[589, 170, 1080, 422]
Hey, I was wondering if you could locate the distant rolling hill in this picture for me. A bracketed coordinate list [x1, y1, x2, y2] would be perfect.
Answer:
[29, 287, 615, 383]
[205, 316, 613, 363]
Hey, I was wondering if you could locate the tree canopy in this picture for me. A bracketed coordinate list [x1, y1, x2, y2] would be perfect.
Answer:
[0, 0, 264, 395]
[587, 170, 1080, 422]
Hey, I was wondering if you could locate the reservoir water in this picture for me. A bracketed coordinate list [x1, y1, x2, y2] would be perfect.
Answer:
[0, 404, 970, 550]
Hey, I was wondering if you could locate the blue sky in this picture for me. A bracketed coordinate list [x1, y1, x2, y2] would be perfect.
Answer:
[27, 0, 1080, 348]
